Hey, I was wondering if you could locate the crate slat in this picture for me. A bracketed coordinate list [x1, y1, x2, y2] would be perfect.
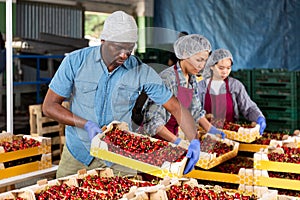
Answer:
[0, 153, 52, 180]
[29, 102, 69, 163]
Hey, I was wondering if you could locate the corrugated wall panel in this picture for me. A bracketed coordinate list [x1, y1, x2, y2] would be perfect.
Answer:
[16, 1, 84, 39]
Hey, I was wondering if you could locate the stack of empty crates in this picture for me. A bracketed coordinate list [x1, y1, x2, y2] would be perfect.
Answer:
[231, 69, 253, 122]
[232, 69, 299, 132]
[231, 69, 253, 97]
[251, 69, 299, 132]
[29, 101, 70, 164]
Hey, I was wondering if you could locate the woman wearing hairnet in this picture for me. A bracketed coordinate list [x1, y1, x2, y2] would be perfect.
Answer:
[142, 35, 226, 167]
[198, 48, 266, 135]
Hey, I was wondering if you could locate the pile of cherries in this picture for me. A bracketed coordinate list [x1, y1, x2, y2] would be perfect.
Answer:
[267, 146, 300, 181]
[222, 122, 255, 132]
[200, 135, 234, 157]
[36, 183, 108, 200]
[268, 146, 300, 163]
[213, 156, 254, 174]
[166, 184, 258, 200]
[253, 131, 290, 145]
[0, 137, 40, 152]
[36, 175, 155, 200]
[207, 118, 254, 132]
[102, 129, 187, 166]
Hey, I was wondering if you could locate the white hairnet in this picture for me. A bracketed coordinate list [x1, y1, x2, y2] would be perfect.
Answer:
[100, 11, 138, 43]
[174, 34, 211, 59]
[202, 48, 233, 79]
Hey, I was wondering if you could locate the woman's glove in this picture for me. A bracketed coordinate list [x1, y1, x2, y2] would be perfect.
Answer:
[184, 139, 200, 174]
[174, 138, 190, 149]
[174, 137, 181, 144]
[256, 116, 266, 135]
[84, 120, 103, 141]
[208, 126, 226, 139]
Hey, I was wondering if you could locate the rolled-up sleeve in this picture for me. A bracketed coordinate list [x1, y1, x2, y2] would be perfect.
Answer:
[143, 99, 171, 136]
[142, 68, 176, 135]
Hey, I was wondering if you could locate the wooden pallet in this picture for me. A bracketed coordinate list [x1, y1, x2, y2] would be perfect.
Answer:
[29, 101, 69, 163]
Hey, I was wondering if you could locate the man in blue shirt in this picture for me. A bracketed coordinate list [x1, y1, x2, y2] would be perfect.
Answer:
[42, 11, 200, 178]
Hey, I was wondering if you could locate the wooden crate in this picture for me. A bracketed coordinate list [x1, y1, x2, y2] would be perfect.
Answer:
[29, 101, 69, 163]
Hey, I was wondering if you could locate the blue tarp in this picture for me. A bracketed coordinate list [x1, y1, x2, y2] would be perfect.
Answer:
[153, 0, 300, 71]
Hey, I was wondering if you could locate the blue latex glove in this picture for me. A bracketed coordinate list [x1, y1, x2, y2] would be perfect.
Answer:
[184, 139, 200, 174]
[208, 126, 226, 139]
[174, 137, 182, 145]
[256, 116, 266, 135]
[84, 120, 102, 141]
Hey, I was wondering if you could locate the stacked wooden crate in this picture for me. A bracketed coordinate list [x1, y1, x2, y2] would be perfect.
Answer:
[29, 101, 69, 164]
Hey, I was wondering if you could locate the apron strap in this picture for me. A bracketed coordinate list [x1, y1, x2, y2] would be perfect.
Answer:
[174, 64, 181, 86]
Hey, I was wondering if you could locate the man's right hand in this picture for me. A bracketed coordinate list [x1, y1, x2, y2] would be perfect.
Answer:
[84, 120, 102, 141]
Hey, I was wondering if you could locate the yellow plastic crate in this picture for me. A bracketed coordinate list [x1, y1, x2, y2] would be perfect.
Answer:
[254, 145, 300, 191]
[239, 143, 268, 152]
[195, 134, 239, 169]
[0, 133, 52, 180]
[222, 124, 261, 143]
[186, 169, 240, 184]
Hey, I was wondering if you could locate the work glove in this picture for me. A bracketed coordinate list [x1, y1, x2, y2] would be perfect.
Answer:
[208, 126, 226, 139]
[174, 137, 182, 145]
[256, 116, 266, 135]
[174, 138, 190, 149]
[183, 139, 200, 175]
[84, 120, 103, 141]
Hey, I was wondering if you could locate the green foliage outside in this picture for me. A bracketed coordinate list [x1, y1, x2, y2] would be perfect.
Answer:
[84, 12, 109, 39]
[0, 2, 16, 35]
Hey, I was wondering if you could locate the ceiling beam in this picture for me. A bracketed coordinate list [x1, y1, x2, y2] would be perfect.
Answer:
[80, 1, 135, 13]
[20, 0, 138, 13]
